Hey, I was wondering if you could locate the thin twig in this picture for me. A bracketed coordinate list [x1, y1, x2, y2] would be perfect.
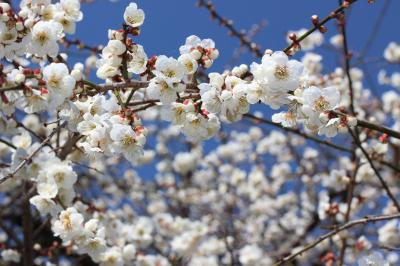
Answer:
[197, 0, 263, 58]
[273, 213, 400, 266]
[244, 113, 353, 153]
[283, 0, 359, 54]
[349, 129, 400, 212]
[0, 123, 66, 185]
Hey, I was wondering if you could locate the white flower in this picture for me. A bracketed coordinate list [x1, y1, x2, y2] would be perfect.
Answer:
[28, 21, 64, 57]
[178, 53, 198, 75]
[251, 51, 303, 92]
[41, 162, 77, 190]
[96, 64, 119, 80]
[378, 220, 400, 246]
[124, 2, 145, 28]
[173, 152, 197, 175]
[43, 63, 76, 107]
[179, 35, 215, 54]
[239, 244, 263, 266]
[153, 55, 185, 85]
[161, 101, 195, 125]
[358, 251, 389, 266]
[53, 207, 84, 241]
[37, 178, 58, 199]
[302, 86, 340, 112]
[110, 124, 146, 162]
[199, 83, 222, 113]
[131, 217, 153, 248]
[245, 82, 268, 104]
[30, 195, 60, 216]
[384, 42, 400, 63]
[128, 44, 147, 74]
[272, 111, 297, 127]
[104, 40, 126, 56]
[1, 249, 21, 263]
[122, 244, 137, 261]
[147, 77, 184, 104]
[57, 0, 83, 22]
[12, 131, 32, 149]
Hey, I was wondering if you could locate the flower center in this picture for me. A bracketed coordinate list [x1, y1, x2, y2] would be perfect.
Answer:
[36, 31, 49, 45]
[122, 135, 135, 145]
[314, 96, 329, 112]
[164, 69, 176, 78]
[274, 65, 289, 80]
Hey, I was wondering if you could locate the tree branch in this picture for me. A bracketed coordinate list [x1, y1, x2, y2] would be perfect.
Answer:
[273, 213, 400, 266]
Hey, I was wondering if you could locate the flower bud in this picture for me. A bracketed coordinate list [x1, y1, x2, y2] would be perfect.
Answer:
[24, 18, 34, 28]
[239, 64, 248, 73]
[232, 66, 241, 77]
[71, 69, 82, 81]
[208, 48, 219, 60]
[14, 73, 25, 84]
[190, 49, 202, 60]
[203, 58, 213, 68]
[16, 21, 24, 31]
[0, 3, 11, 13]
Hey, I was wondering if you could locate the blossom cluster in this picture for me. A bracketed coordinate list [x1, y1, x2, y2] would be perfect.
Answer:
[0, 0, 82, 60]
[0, 1, 399, 266]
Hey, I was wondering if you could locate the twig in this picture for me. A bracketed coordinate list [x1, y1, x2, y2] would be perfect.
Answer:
[349, 129, 400, 212]
[283, 0, 359, 54]
[0, 123, 66, 185]
[197, 0, 263, 58]
[0, 138, 16, 150]
[244, 113, 353, 153]
[273, 213, 400, 265]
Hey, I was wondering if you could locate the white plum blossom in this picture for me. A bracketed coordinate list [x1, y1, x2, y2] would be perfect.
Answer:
[127, 44, 148, 74]
[42, 63, 76, 107]
[251, 51, 304, 92]
[109, 123, 146, 163]
[124, 2, 145, 28]
[28, 20, 64, 57]
[53, 207, 84, 241]
[153, 55, 185, 85]
[302, 86, 340, 113]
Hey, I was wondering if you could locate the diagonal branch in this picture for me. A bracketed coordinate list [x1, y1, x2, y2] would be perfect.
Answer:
[0, 123, 66, 185]
[273, 212, 400, 266]
[349, 129, 400, 212]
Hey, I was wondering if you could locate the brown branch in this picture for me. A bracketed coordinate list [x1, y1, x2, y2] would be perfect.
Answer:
[333, 111, 400, 140]
[273, 213, 400, 266]
[61, 37, 102, 53]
